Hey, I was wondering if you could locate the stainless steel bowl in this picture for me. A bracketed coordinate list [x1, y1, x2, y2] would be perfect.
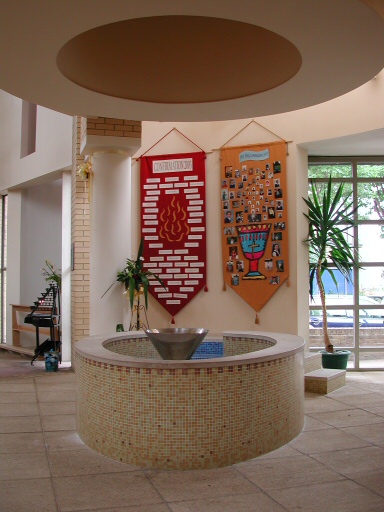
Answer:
[145, 328, 209, 360]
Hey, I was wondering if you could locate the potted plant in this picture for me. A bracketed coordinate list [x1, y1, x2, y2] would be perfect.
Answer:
[41, 259, 61, 290]
[303, 177, 360, 368]
[116, 237, 166, 309]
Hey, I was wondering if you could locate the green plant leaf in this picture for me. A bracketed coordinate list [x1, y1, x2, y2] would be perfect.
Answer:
[129, 277, 136, 309]
[303, 176, 361, 345]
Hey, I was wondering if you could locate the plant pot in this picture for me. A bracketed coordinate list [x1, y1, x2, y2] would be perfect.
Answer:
[320, 349, 351, 369]
[44, 350, 60, 372]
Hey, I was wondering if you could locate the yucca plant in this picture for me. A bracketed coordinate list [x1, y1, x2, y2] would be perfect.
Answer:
[116, 238, 166, 310]
[303, 177, 360, 353]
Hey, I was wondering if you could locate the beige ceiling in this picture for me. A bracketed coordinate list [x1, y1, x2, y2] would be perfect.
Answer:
[0, 0, 383, 121]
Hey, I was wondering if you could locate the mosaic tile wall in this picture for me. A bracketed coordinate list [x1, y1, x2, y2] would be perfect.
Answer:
[305, 371, 346, 394]
[104, 335, 276, 360]
[223, 336, 275, 356]
[76, 338, 304, 470]
[304, 352, 322, 373]
[105, 337, 160, 359]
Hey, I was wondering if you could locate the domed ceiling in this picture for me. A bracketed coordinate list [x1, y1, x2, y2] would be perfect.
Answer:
[0, 0, 383, 121]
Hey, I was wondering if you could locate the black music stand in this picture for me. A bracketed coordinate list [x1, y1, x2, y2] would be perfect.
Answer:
[25, 284, 61, 365]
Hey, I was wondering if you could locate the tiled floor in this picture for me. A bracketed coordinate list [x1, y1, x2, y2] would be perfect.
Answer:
[0, 349, 384, 512]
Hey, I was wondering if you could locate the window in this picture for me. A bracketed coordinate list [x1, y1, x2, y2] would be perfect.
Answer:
[308, 157, 384, 370]
[0, 195, 7, 343]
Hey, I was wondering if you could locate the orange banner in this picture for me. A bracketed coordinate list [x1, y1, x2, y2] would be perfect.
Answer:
[221, 142, 289, 313]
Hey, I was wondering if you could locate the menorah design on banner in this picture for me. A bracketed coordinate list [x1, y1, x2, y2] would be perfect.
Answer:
[237, 224, 271, 280]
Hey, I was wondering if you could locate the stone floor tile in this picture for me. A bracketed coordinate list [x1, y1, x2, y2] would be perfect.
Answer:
[44, 430, 87, 451]
[311, 445, 384, 476]
[346, 374, 374, 384]
[90, 506, 171, 512]
[0, 477, 57, 512]
[0, 415, 41, 433]
[331, 392, 384, 408]
[347, 380, 384, 394]
[168, 492, 286, 512]
[0, 381, 36, 392]
[0, 402, 39, 416]
[147, 467, 258, 502]
[247, 444, 302, 460]
[0, 377, 35, 384]
[342, 422, 384, 446]
[34, 370, 75, 383]
[327, 384, 373, 397]
[0, 432, 45, 453]
[37, 390, 76, 402]
[302, 415, 333, 431]
[235, 454, 344, 490]
[348, 467, 384, 497]
[48, 448, 139, 477]
[41, 413, 76, 431]
[307, 408, 384, 428]
[0, 452, 50, 480]
[289, 428, 370, 454]
[0, 391, 37, 403]
[349, 383, 384, 394]
[267, 479, 384, 512]
[53, 472, 163, 511]
[304, 396, 353, 414]
[35, 381, 76, 392]
[361, 405, 384, 417]
[39, 401, 76, 416]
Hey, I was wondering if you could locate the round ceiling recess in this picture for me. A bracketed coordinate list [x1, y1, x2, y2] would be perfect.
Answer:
[57, 15, 302, 104]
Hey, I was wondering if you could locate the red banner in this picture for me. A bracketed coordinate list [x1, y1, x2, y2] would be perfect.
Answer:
[140, 152, 206, 318]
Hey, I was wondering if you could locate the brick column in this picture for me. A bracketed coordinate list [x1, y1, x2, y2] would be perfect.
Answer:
[71, 116, 142, 362]
[71, 117, 91, 361]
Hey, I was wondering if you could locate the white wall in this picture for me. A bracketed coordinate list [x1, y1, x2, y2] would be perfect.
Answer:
[90, 153, 132, 335]
[127, 126, 306, 337]
[0, 89, 72, 351]
[20, 179, 62, 304]
[6, 191, 22, 338]
[61, 171, 72, 362]
[0, 91, 72, 192]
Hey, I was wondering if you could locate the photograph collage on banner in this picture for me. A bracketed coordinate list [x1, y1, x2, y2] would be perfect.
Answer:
[221, 142, 289, 313]
[140, 152, 207, 319]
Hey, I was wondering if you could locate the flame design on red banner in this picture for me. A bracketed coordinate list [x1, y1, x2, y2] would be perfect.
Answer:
[159, 196, 190, 242]
[140, 151, 207, 318]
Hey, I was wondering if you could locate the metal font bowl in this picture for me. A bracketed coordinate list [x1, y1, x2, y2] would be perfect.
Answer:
[145, 328, 209, 360]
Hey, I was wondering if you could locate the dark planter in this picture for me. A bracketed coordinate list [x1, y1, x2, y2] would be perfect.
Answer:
[320, 350, 351, 369]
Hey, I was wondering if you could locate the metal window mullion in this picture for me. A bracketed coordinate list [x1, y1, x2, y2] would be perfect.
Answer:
[352, 160, 359, 369]
[0, 196, 5, 343]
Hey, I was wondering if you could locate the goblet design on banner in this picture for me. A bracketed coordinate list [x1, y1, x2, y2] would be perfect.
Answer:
[237, 224, 271, 279]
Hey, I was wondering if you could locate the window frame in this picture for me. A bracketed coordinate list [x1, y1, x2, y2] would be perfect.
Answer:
[308, 156, 384, 370]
